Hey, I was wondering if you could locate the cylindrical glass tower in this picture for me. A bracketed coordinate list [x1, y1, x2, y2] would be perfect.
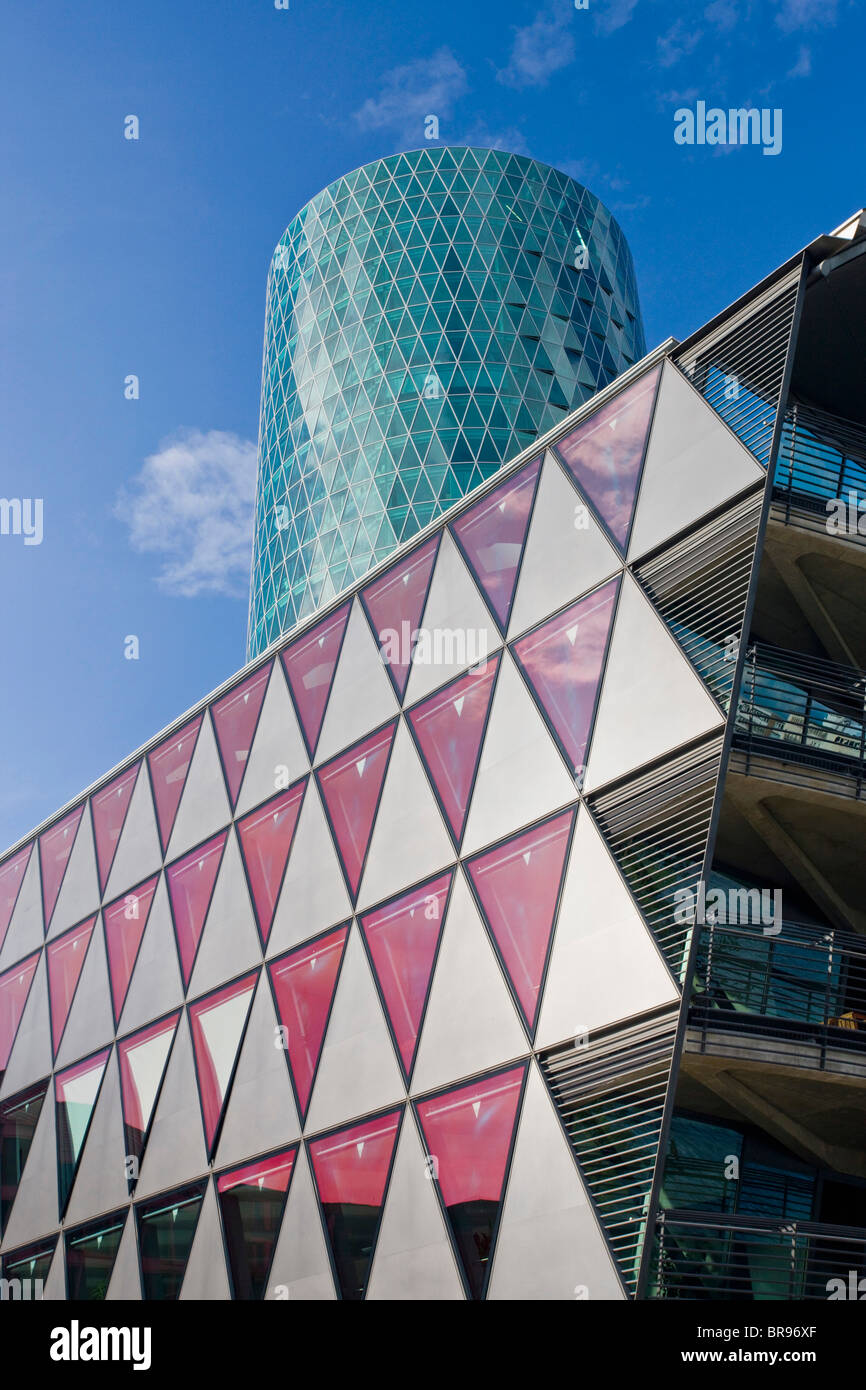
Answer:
[247, 146, 645, 658]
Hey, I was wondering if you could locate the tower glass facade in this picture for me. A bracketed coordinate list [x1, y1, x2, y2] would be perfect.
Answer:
[247, 146, 645, 657]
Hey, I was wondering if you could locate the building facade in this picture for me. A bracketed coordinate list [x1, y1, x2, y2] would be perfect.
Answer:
[246, 147, 645, 657]
[1, 209, 865, 1301]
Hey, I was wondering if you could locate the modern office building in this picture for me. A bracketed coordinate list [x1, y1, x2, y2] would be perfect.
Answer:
[246, 147, 645, 656]
[1, 205, 865, 1302]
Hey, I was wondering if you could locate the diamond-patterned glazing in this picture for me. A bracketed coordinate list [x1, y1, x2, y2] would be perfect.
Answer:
[247, 147, 645, 657]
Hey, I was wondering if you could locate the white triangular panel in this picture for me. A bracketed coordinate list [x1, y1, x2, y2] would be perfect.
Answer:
[316, 599, 400, 764]
[55, 921, 114, 1069]
[48, 813, 99, 940]
[216, 975, 300, 1168]
[166, 716, 231, 861]
[628, 361, 763, 562]
[404, 530, 502, 704]
[134, 1015, 208, 1198]
[105, 1214, 141, 1299]
[42, 1241, 66, 1300]
[357, 721, 454, 913]
[536, 808, 678, 1049]
[103, 765, 162, 904]
[235, 661, 309, 818]
[488, 1061, 624, 1300]
[179, 1182, 232, 1300]
[304, 928, 405, 1134]
[188, 832, 261, 998]
[366, 1111, 464, 1300]
[266, 781, 351, 958]
[0, 1093, 57, 1246]
[0, 848, 43, 971]
[0, 955, 51, 1100]
[65, 1058, 130, 1223]
[266, 1145, 336, 1300]
[583, 573, 723, 793]
[410, 873, 527, 1096]
[117, 878, 183, 1035]
[462, 651, 577, 856]
[509, 452, 622, 639]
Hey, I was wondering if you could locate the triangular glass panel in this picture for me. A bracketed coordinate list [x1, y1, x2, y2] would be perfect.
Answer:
[511, 576, 620, 780]
[0, 1079, 48, 1238]
[1, 1236, 57, 1294]
[65, 1209, 128, 1300]
[46, 915, 97, 1059]
[38, 805, 85, 930]
[359, 870, 453, 1081]
[359, 534, 440, 700]
[555, 366, 660, 550]
[450, 456, 541, 631]
[216, 1146, 298, 1299]
[237, 778, 307, 947]
[135, 1180, 207, 1299]
[0, 845, 33, 955]
[117, 1011, 181, 1189]
[406, 653, 500, 846]
[188, 972, 258, 1159]
[90, 763, 140, 894]
[103, 874, 159, 1027]
[147, 715, 204, 854]
[465, 809, 575, 1034]
[55, 1048, 111, 1216]
[415, 1062, 527, 1299]
[281, 600, 351, 758]
[211, 664, 272, 807]
[0, 952, 40, 1072]
[316, 721, 397, 900]
[268, 923, 349, 1122]
[165, 831, 229, 989]
[308, 1107, 402, 1300]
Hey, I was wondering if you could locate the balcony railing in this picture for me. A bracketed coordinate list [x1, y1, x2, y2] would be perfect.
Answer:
[689, 917, 866, 1073]
[734, 642, 866, 791]
[774, 400, 866, 522]
[651, 1209, 866, 1300]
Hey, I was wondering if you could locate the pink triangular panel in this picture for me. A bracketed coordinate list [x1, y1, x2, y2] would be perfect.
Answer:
[316, 722, 397, 899]
[46, 916, 97, 1058]
[103, 875, 160, 1025]
[281, 601, 351, 758]
[0, 844, 33, 954]
[451, 456, 541, 630]
[165, 831, 228, 988]
[359, 871, 452, 1079]
[188, 972, 257, 1156]
[118, 1011, 180, 1142]
[406, 653, 500, 844]
[237, 779, 308, 946]
[268, 924, 349, 1121]
[511, 576, 620, 777]
[555, 365, 660, 549]
[360, 536, 440, 699]
[466, 810, 574, 1031]
[211, 664, 272, 807]
[39, 806, 85, 930]
[0, 951, 40, 1070]
[147, 715, 204, 853]
[91, 764, 140, 894]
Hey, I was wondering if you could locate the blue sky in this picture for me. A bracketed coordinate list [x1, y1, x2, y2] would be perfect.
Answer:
[0, 0, 861, 850]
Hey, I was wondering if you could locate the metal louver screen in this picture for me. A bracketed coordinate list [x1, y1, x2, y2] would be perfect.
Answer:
[675, 265, 802, 467]
[540, 1005, 680, 1297]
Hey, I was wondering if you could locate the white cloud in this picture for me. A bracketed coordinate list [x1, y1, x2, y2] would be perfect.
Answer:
[657, 18, 703, 66]
[456, 122, 533, 157]
[774, 0, 836, 30]
[594, 0, 640, 36]
[787, 43, 812, 76]
[497, 6, 576, 89]
[704, 0, 738, 31]
[353, 48, 468, 142]
[115, 429, 257, 599]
